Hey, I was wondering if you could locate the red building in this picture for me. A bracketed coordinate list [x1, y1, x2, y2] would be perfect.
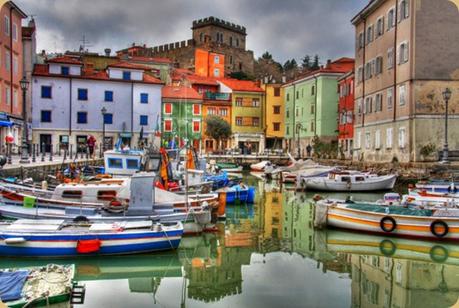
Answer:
[338, 71, 354, 158]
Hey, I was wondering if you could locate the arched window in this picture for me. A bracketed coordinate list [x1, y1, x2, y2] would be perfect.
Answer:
[200, 33, 203, 42]
[229, 36, 233, 46]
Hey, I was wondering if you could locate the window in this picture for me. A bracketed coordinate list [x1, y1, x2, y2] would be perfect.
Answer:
[61, 66, 70, 76]
[193, 120, 201, 132]
[235, 97, 243, 106]
[193, 104, 201, 115]
[388, 8, 396, 30]
[229, 37, 233, 46]
[236, 38, 239, 47]
[365, 62, 372, 80]
[286, 109, 290, 118]
[387, 48, 394, 69]
[41, 86, 52, 99]
[13, 89, 17, 107]
[399, 85, 406, 106]
[164, 103, 172, 114]
[399, 42, 409, 64]
[236, 117, 242, 126]
[12, 55, 17, 75]
[78, 89, 88, 101]
[199, 33, 203, 42]
[357, 66, 364, 83]
[252, 117, 260, 127]
[105, 91, 113, 102]
[375, 93, 383, 112]
[274, 87, 281, 97]
[122, 71, 131, 80]
[5, 50, 10, 71]
[62, 190, 82, 199]
[386, 128, 393, 148]
[375, 56, 383, 75]
[214, 55, 220, 64]
[4, 16, 9, 36]
[286, 126, 290, 135]
[387, 88, 394, 110]
[220, 108, 228, 116]
[400, 0, 409, 21]
[365, 97, 373, 114]
[358, 32, 365, 49]
[398, 127, 406, 148]
[97, 191, 117, 201]
[126, 159, 139, 169]
[356, 131, 361, 149]
[296, 91, 299, 99]
[311, 85, 315, 96]
[365, 132, 371, 149]
[273, 123, 280, 131]
[77, 112, 87, 124]
[207, 107, 215, 115]
[214, 68, 220, 77]
[140, 93, 148, 104]
[375, 130, 381, 149]
[311, 105, 315, 114]
[252, 99, 260, 107]
[286, 93, 290, 101]
[357, 99, 363, 115]
[104, 113, 113, 124]
[12, 23, 17, 41]
[273, 106, 281, 114]
[164, 119, 172, 132]
[376, 17, 384, 37]
[41, 110, 51, 123]
[366, 25, 374, 44]
[310, 122, 315, 132]
[108, 158, 123, 169]
[140, 115, 148, 126]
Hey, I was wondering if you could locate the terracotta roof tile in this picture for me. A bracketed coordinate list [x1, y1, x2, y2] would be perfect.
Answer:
[128, 56, 172, 64]
[218, 78, 264, 93]
[108, 61, 151, 70]
[162, 85, 202, 100]
[47, 56, 83, 65]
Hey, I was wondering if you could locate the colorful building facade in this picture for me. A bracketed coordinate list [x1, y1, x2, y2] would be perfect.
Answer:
[283, 58, 354, 156]
[218, 78, 265, 153]
[338, 71, 354, 158]
[261, 83, 284, 150]
[161, 85, 203, 150]
[195, 48, 225, 78]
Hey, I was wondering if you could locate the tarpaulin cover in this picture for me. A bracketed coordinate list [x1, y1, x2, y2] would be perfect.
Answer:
[0, 270, 29, 302]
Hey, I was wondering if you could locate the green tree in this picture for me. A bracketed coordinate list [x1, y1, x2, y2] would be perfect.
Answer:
[260, 51, 273, 60]
[283, 59, 298, 71]
[229, 71, 252, 80]
[205, 116, 232, 150]
[302, 55, 311, 70]
[312, 55, 320, 70]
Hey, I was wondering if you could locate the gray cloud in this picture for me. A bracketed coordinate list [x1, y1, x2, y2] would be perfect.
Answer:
[16, 0, 368, 64]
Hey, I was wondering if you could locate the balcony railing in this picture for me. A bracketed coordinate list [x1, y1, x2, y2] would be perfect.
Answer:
[204, 92, 231, 101]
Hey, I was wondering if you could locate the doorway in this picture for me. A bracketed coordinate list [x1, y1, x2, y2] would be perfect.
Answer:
[39, 134, 52, 153]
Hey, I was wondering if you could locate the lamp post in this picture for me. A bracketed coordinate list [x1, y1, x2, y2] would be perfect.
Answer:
[19, 76, 30, 164]
[442, 88, 452, 164]
[101, 107, 107, 153]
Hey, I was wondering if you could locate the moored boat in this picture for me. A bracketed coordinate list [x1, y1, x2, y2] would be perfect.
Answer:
[301, 171, 397, 191]
[315, 200, 459, 241]
[215, 162, 243, 173]
[0, 219, 183, 257]
[250, 161, 272, 172]
[219, 184, 255, 204]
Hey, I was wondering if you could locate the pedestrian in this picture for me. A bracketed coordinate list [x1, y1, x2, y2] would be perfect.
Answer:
[87, 135, 96, 158]
[306, 144, 312, 157]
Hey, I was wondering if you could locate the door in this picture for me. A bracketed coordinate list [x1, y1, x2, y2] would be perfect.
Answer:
[39, 134, 52, 153]
[76, 135, 88, 153]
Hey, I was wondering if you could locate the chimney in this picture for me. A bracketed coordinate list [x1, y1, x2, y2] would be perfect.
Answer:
[326, 59, 332, 68]
[104, 48, 111, 57]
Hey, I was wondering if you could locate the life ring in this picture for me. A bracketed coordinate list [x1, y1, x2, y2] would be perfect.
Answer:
[430, 245, 449, 263]
[430, 220, 449, 238]
[380, 216, 397, 233]
[379, 239, 396, 257]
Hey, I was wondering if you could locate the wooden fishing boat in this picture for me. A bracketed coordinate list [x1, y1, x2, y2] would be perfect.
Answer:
[216, 162, 243, 173]
[0, 264, 82, 308]
[315, 200, 459, 241]
[218, 184, 255, 204]
[0, 219, 183, 257]
[301, 172, 397, 192]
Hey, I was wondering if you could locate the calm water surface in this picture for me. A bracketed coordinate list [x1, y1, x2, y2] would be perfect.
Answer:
[5, 176, 459, 308]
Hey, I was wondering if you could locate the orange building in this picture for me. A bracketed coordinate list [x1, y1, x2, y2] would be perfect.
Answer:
[195, 48, 225, 78]
[0, 1, 27, 150]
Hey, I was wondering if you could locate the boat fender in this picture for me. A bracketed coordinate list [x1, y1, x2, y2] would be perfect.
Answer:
[430, 220, 449, 238]
[379, 239, 396, 257]
[77, 239, 101, 254]
[430, 245, 449, 263]
[73, 216, 89, 223]
[380, 216, 397, 233]
[4, 237, 26, 245]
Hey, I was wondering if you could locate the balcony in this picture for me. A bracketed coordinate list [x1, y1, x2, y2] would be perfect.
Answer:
[204, 92, 231, 101]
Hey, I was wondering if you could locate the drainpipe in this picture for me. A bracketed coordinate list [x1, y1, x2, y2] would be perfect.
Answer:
[9, 6, 13, 116]
[69, 78, 72, 136]
[293, 83, 296, 154]
[314, 75, 318, 139]
[393, 1, 399, 122]
[362, 18, 367, 128]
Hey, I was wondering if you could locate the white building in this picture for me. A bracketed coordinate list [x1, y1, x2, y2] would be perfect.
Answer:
[32, 56, 164, 153]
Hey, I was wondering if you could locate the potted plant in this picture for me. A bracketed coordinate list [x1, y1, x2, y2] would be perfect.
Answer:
[419, 143, 438, 162]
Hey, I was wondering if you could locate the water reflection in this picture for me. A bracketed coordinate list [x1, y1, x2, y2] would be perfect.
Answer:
[3, 176, 459, 307]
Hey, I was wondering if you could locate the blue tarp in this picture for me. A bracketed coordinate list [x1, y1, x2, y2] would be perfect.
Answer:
[0, 270, 29, 302]
[0, 120, 13, 127]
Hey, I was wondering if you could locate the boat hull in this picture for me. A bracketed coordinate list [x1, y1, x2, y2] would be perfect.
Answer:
[304, 175, 396, 191]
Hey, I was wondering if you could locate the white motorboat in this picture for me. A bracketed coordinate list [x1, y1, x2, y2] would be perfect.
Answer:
[300, 171, 397, 192]
[250, 161, 272, 172]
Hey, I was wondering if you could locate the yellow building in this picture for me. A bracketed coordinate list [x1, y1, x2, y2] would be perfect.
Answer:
[261, 83, 285, 150]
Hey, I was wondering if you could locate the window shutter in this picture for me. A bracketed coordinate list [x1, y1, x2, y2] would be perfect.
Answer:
[404, 42, 409, 62]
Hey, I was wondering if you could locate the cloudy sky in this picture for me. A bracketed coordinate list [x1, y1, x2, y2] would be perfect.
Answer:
[15, 0, 368, 64]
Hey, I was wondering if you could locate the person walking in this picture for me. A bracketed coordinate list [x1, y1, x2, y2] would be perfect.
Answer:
[87, 135, 96, 158]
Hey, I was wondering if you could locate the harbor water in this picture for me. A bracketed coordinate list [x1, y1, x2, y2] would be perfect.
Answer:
[4, 175, 459, 308]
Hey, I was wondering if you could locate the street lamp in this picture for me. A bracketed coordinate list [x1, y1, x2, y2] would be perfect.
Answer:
[442, 88, 452, 164]
[101, 107, 107, 153]
[19, 76, 30, 164]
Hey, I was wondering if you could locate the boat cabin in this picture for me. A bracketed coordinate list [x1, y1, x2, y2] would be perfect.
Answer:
[328, 172, 372, 183]
[104, 149, 161, 176]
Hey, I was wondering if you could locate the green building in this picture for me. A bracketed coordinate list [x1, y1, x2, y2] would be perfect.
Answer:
[283, 58, 354, 156]
[161, 85, 203, 150]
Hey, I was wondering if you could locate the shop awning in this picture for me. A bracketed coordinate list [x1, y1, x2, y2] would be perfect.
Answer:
[0, 120, 13, 127]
